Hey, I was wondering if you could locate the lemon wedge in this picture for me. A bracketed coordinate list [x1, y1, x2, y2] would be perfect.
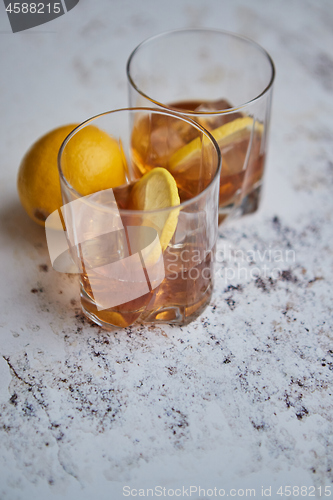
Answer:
[169, 116, 263, 173]
[130, 167, 180, 251]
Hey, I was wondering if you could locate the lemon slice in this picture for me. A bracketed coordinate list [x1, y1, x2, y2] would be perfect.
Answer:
[130, 167, 180, 251]
[169, 117, 264, 173]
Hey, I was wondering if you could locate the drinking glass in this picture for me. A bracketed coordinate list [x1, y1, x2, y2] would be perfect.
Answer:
[127, 29, 275, 220]
[56, 108, 221, 329]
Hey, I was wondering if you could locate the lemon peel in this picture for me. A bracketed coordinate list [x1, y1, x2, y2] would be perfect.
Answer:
[17, 124, 128, 226]
[130, 167, 180, 253]
[169, 117, 264, 173]
[62, 125, 127, 197]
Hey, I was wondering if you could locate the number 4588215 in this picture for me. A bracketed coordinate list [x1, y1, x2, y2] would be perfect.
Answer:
[5, 3, 62, 14]
[276, 485, 331, 496]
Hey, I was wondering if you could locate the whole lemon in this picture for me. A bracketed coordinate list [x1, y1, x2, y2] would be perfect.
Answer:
[17, 124, 77, 225]
[17, 124, 127, 226]
[60, 125, 126, 197]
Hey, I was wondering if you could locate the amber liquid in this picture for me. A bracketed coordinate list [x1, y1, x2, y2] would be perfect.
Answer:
[80, 113, 217, 328]
[81, 243, 215, 328]
[81, 99, 264, 328]
[169, 99, 265, 215]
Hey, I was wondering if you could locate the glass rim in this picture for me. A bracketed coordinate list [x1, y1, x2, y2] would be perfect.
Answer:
[58, 107, 222, 216]
[126, 28, 276, 115]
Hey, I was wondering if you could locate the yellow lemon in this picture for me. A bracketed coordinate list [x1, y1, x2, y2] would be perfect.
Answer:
[17, 124, 127, 226]
[130, 167, 180, 251]
[17, 124, 77, 225]
[61, 126, 127, 196]
[169, 116, 264, 173]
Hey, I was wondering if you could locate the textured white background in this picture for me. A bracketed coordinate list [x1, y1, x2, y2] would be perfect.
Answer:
[0, 1, 333, 499]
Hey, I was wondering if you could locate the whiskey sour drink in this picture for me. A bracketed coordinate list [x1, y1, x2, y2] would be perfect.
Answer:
[127, 29, 275, 220]
[58, 108, 221, 329]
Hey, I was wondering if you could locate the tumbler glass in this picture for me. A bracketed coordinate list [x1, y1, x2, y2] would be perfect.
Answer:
[127, 29, 275, 220]
[56, 108, 221, 329]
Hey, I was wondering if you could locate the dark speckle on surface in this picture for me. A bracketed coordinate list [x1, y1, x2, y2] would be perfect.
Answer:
[280, 270, 298, 283]
[296, 407, 309, 420]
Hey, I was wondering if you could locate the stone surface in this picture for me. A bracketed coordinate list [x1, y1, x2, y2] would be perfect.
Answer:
[0, 0, 332, 499]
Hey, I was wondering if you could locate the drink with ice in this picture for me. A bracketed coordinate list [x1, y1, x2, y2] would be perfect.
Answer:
[59, 109, 221, 329]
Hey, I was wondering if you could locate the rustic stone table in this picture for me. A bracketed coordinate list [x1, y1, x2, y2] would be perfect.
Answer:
[0, 0, 332, 498]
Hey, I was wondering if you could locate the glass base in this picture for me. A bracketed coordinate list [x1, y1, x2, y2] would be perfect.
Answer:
[80, 281, 213, 329]
[239, 184, 262, 216]
[219, 184, 262, 224]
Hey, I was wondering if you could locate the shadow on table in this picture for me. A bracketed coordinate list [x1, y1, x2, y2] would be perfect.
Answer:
[0, 198, 46, 250]
[0, 199, 76, 326]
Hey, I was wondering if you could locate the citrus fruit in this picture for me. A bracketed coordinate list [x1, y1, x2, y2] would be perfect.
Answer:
[169, 116, 263, 173]
[61, 126, 126, 196]
[129, 167, 180, 251]
[17, 124, 77, 225]
[17, 124, 127, 226]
